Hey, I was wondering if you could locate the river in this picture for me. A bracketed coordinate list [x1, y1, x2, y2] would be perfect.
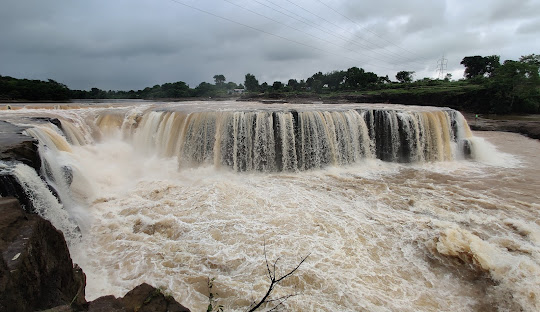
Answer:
[1, 102, 539, 311]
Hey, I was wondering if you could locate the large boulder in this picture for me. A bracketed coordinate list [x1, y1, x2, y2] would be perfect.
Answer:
[0, 120, 40, 171]
[87, 283, 191, 312]
[0, 120, 42, 212]
[0, 197, 86, 311]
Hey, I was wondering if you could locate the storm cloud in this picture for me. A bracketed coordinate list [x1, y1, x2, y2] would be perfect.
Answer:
[1, 0, 539, 90]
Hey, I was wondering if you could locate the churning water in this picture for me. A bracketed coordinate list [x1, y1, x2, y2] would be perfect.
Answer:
[0, 102, 539, 311]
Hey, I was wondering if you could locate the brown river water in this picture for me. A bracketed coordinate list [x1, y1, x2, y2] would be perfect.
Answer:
[1, 102, 539, 311]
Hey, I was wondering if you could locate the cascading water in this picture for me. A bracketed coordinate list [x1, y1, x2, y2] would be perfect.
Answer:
[127, 106, 471, 171]
[1, 102, 538, 312]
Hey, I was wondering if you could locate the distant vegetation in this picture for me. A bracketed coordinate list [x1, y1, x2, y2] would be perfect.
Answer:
[1, 54, 539, 114]
[0, 76, 70, 101]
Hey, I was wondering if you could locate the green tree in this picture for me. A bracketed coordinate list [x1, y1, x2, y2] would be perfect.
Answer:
[161, 81, 191, 98]
[345, 67, 363, 88]
[312, 80, 323, 93]
[377, 75, 391, 84]
[395, 71, 415, 83]
[213, 74, 226, 86]
[244, 73, 259, 92]
[194, 82, 216, 97]
[489, 59, 540, 113]
[325, 70, 346, 90]
[519, 54, 540, 67]
[460, 55, 500, 79]
[287, 79, 299, 91]
[225, 81, 239, 90]
[272, 81, 283, 91]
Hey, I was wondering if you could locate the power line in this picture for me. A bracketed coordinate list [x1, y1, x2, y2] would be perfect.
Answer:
[221, 0, 396, 69]
[166, 0, 394, 70]
[281, 0, 425, 67]
[314, 0, 422, 60]
[252, 0, 418, 66]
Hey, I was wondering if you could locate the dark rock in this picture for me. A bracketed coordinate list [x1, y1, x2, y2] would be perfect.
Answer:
[88, 283, 190, 312]
[0, 197, 86, 312]
[87, 296, 126, 312]
[466, 114, 540, 140]
[0, 120, 41, 171]
[0, 120, 43, 212]
[0, 172, 36, 213]
[32, 117, 63, 131]
[39, 305, 75, 312]
[122, 283, 190, 312]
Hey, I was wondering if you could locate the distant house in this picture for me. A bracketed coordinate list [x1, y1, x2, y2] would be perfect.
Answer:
[228, 88, 245, 95]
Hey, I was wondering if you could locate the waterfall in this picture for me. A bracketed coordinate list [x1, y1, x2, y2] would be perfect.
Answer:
[23, 124, 93, 234]
[1, 161, 81, 243]
[0, 104, 475, 237]
[125, 107, 471, 171]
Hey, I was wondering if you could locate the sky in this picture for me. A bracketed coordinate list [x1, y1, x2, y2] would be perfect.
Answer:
[1, 0, 539, 91]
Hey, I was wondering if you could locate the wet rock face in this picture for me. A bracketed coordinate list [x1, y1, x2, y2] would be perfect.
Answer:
[467, 115, 540, 140]
[0, 120, 40, 171]
[0, 120, 43, 212]
[88, 283, 191, 312]
[0, 197, 86, 312]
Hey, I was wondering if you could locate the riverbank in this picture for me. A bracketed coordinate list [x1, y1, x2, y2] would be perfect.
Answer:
[464, 113, 540, 140]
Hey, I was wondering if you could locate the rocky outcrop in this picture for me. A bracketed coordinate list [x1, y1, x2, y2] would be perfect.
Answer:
[0, 120, 40, 171]
[0, 120, 42, 212]
[467, 115, 540, 140]
[0, 197, 86, 311]
[0, 197, 191, 312]
[86, 283, 191, 312]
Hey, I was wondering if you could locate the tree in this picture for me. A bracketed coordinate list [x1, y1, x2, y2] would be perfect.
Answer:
[244, 73, 260, 92]
[272, 81, 283, 91]
[460, 55, 500, 79]
[325, 70, 346, 90]
[194, 82, 216, 97]
[395, 71, 415, 83]
[377, 75, 391, 84]
[225, 81, 239, 90]
[213, 74, 226, 86]
[287, 79, 299, 91]
[345, 67, 362, 88]
[519, 54, 540, 67]
[311, 80, 323, 93]
[489, 59, 540, 113]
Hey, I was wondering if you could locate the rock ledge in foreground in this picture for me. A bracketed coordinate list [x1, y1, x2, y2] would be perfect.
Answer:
[0, 197, 85, 311]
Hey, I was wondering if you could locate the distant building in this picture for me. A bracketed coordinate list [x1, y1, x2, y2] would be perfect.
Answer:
[228, 88, 245, 95]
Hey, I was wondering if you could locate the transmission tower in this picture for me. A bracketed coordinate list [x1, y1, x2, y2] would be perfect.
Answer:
[436, 54, 448, 79]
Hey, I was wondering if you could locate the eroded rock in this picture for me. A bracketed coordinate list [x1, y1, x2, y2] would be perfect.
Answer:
[0, 197, 86, 312]
[88, 283, 191, 312]
[0, 120, 40, 170]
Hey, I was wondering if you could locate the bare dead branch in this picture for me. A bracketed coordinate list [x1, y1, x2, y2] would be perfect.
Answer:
[246, 244, 310, 312]
[275, 254, 309, 284]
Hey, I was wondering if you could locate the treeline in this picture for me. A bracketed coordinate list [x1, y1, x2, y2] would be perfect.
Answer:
[68, 68, 409, 100]
[1, 54, 538, 114]
[458, 54, 540, 113]
[69, 78, 244, 100]
[0, 76, 70, 101]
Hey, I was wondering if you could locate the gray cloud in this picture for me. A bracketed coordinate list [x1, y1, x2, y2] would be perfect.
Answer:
[1, 0, 539, 90]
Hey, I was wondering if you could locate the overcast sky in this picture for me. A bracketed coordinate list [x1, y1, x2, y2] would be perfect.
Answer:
[1, 0, 539, 90]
